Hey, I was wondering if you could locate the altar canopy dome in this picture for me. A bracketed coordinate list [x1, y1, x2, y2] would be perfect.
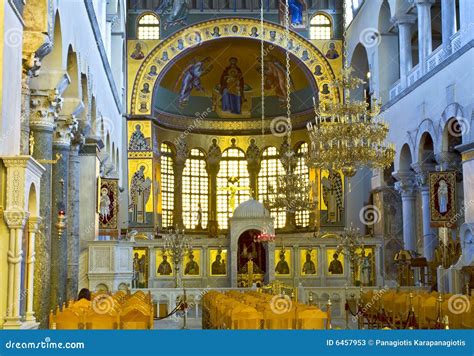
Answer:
[152, 37, 318, 123]
[233, 199, 270, 219]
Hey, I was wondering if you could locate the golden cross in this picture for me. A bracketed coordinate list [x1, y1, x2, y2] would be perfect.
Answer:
[218, 177, 251, 212]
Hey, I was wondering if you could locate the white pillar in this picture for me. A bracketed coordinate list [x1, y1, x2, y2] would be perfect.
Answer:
[460, 148, 474, 224]
[393, 15, 416, 89]
[3, 211, 28, 329]
[394, 172, 417, 251]
[25, 217, 41, 322]
[459, 0, 474, 44]
[413, 164, 438, 260]
[441, 0, 457, 46]
[415, 0, 435, 74]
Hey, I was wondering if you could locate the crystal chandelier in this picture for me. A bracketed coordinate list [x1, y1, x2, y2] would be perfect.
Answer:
[306, 11, 395, 178]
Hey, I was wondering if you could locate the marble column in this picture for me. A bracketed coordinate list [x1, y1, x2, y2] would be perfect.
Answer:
[67, 138, 82, 301]
[246, 139, 261, 199]
[50, 115, 77, 308]
[172, 141, 188, 229]
[2, 212, 29, 329]
[393, 15, 416, 89]
[206, 139, 221, 236]
[394, 172, 417, 251]
[415, 0, 435, 74]
[441, 0, 456, 47]
[25, 217, 41, 322]
[458, 146, 474, 224]
[29, 88, 62, 327]
[413, 164, 438, 260]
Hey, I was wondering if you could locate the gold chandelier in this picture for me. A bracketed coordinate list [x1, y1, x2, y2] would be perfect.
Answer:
[306, 10, 395, 178]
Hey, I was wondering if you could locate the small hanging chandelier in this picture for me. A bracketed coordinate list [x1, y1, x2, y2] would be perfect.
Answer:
[306, 9, 395, 178]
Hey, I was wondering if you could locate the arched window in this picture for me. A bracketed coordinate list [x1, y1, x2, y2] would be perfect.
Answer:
[160, 143, 174, 228]
[217, 147, 250, 230]
[183, 149, 209, 229]
[137, 13, 160, 40]
[295, 143, 310, 227]
[258, 147, 286, 229]
[309, 13, 332, 40]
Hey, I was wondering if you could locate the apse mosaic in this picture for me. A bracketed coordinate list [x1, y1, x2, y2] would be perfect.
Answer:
[127, 18, 342, 117]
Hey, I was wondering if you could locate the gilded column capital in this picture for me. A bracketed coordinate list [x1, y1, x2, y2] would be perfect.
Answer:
[3, 210, 30, 229]
[28, 216, 43, 233]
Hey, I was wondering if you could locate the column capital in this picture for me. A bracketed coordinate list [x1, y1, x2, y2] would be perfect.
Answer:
[30, 89, 63, 131]
[411, 162, 435, 188]
[392, 14, 417, 26]
[3, 211, 30, 229]
[28, 216, 43, 233]
[393, 171, 417, 196]
[53, 116, 78, 147]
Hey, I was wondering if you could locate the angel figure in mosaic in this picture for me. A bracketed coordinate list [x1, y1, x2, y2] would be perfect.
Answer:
[175, 57, 213, 107]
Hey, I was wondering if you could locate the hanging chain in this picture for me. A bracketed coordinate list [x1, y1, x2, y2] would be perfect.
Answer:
[284, 0, 292, 145]
[261, 0, 265, 136]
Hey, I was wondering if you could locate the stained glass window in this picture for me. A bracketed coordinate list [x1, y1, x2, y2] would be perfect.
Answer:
[137, 14, 160, 40]
[183, 149, 209, 229]
[217, 148, 250, 230]
[309, 14, 332, 40]
[160, 143, 174, 228]
[258, 147, 286, 228]
[295, 143, 310, 227]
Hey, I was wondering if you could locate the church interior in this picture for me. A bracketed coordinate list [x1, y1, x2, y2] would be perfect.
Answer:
[0, 0, 473, 331]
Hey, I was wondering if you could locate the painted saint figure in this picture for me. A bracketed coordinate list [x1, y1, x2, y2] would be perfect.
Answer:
[325, 42, 340, 59]
[158, 255, 172, 275]
[220, 57, 244, 114]
[156, 0, 189, 30]
[257, 56, 293, 107]
[288, 0, 304, 25]
[129, 124, 150, 151]
[132, 253, 140, 288]
[211, 253, 226, 275]
[129, 166, 152, 224]
[275, 252, 290, 275]
[130, 42, 145, 60]
[176, 57, 213, 107]
[99, 187, 111, 219]
[359, 251, 372, 286]
[322, 170, 344, 223]
[328, 253, 343, 274]
[437, 179, 449, 214]
[302, 252, 316, 275]
[184, 253, 199, 275]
